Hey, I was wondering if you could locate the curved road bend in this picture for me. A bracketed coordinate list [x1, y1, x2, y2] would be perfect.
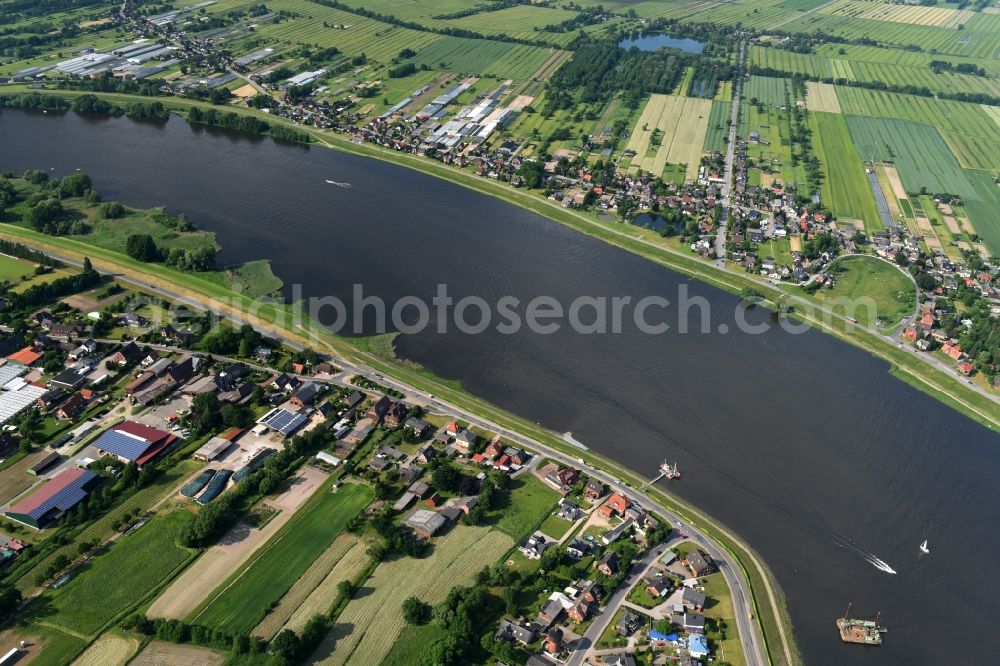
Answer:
[39, 253, 772, 665]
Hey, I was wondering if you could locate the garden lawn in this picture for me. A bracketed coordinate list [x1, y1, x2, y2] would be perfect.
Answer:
[492, 474, 560, 540]
[193, 483, 373, 634]
[40, 509, 195, 636]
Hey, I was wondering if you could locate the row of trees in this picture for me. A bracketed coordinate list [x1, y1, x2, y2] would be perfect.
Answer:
[186, 105, 312, 144]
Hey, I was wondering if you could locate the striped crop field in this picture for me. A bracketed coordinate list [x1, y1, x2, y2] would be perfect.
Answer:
[836, 87, 998, 140]
[625, 94, 712, 180]
[825, 0, 976, 29]
[745, 75, 790, 107]
[779, 14, 1000, 58]
[442, 5, 581, 46]
[845, 116, 975, 198]
[812, 42, 1000, 77]
[281, 538, 371, 636]
[704, 100, 732, 153]
[625, 0, 730, 21]
[193, 483, 373, 635]
[252, 534, 359, 640]
[309, 525, 514, 666]
[982, 104, 1000, 129]
[806, 82, 841, 113]
[686, 0, 801, 29]
[963, 169, 1000, 255]
[406, 39, 559, 80]
[749, 45, 831, 78]
[751, 45, 1000, 98]
[836, 87, 1000, 174]
[247, 0, 557, 80]
[810, 112, 881, 231]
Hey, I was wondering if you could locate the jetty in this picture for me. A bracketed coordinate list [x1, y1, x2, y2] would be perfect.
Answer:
[642, 461, 681, 488]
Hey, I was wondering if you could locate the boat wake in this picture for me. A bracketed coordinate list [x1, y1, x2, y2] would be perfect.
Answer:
[325, 179, 352, 188]
[835, 536, 897, 575]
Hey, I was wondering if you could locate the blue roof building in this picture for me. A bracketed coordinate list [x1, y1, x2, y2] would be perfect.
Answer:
[688, 634, 710, 658]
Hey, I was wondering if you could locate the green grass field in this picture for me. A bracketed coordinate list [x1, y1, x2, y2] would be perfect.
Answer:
[193, 483, 373, 634]
[962, 169, 1000, 255]
[745, 75, 790, 108]
[39, 509, 196, 637]
[0, 253, 37, 283]
[810, 112, 881, 231]
[492, 474, 560, 541]
[809, 256, 916, 327]
[845, 115, 975, 198]
[704, 100, 732, 153]
[377, 623, 447, 666]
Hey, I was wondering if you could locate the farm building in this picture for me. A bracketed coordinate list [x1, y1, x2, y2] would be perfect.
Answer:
[257, 407, 308, 437]
[193, 427, 243, 461]
[5, 468, 99, 529]
[403, 508, 447, 538]
[28, 450, 61, 475]
[91, 421, 176, 465]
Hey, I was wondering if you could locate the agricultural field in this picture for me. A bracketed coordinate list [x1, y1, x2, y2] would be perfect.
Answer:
[70, 632, 139, 666]
[824, 0, 976, 29]
[130, 640, 226, 666]
[805, 82, 841, 113]
[703, 100, 732, 153]
[750, 45, 1000, 98]
[963, 169, 1000, 255]
[282, 538, 372, 635]
[812, 42, 1000, 77]
[441, 5, 582, 46]
[686, 0, 802, 29]
[745, 75, 791, 108]
[408, 39, 560, 80]
[624, 94, 712, 181]
[309, 524, 514, 666]
[148, 467, 329, 620]
[780, 12, 999, 58]
[253, 533, 359, 639]
[836, 88, 1000, 171]
[809, 256, 916, 328]
[37, 509, 196, 637]
[845, 116, 974, 197]
[192, 483, 373, 634]
[810, 112, 882, 232]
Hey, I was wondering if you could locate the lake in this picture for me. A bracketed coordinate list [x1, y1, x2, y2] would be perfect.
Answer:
[2, 109, 998, 665]
[619, 33, 705, 54]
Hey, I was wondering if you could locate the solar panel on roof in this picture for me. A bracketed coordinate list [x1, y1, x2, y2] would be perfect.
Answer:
[12, 470, 96, 519]
[260, 408, 307, 436]
[93, 429, 152, 462]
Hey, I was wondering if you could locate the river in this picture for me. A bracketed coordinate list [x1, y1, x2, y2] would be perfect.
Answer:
[2, 109, 997, 665]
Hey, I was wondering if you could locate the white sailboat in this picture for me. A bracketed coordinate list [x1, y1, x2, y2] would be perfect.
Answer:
[919, 540, 930, 555]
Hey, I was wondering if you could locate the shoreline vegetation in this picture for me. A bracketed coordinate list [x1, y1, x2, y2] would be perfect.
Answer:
[0, 82, 994, 661]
